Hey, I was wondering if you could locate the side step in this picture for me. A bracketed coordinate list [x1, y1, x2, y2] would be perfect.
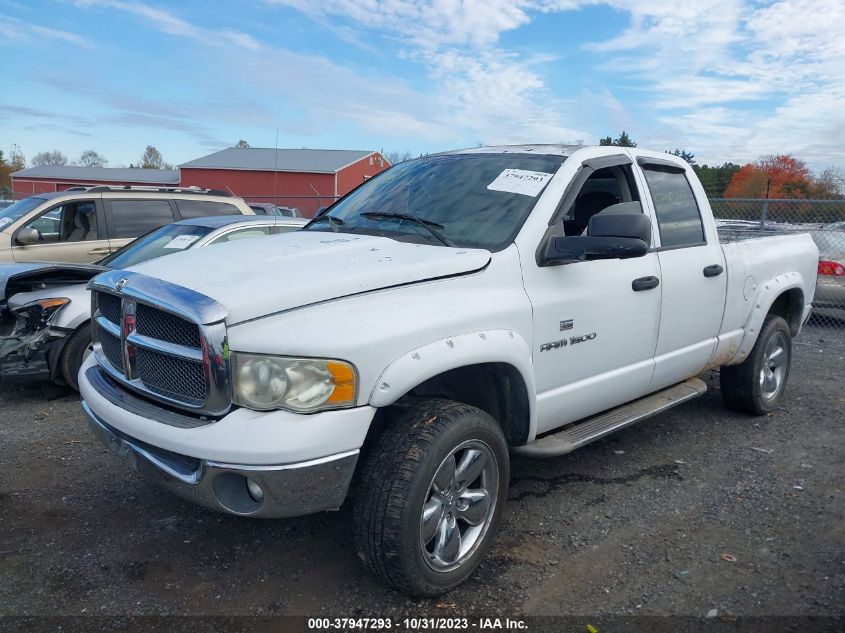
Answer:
[512, 378, 707, 458]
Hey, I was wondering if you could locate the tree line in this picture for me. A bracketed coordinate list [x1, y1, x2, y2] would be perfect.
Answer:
[597, 131, 843, 199]
[24, 146, 177, 171]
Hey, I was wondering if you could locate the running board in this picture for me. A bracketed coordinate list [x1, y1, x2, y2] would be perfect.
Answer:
[513, 378, 707, 458]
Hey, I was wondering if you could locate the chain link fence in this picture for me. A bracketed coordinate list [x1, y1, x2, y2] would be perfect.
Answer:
[710, 198, 845, 329]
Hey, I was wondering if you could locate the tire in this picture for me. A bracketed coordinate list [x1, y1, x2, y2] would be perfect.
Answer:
[720, 314, 792, 415]
[59, 322, 93, 392]
[353, 399, 509, 597]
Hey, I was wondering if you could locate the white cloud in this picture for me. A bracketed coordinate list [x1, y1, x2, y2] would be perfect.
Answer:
[0, 13, 93, 47]
[68, 0, 845, 168]
[267, 0, 592, 144]
[75, 0, 262, 50]
[577, 0, 845, 167]
[268, 0, 538, 48]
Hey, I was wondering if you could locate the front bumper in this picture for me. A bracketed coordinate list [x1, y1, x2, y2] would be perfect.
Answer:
[79, 356, 376, 518]
[0, 331, 65, 384]
[83, 400, 360, 518]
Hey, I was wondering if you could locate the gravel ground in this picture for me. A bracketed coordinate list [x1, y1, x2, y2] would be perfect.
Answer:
[1, 323, 843, 626]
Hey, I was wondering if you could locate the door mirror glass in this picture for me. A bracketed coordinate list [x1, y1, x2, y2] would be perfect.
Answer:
[16, 227, 40, 245]
[542, 213, 651, 265]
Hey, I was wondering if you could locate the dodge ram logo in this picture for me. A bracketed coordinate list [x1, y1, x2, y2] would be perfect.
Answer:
[115, 277, 129, 292]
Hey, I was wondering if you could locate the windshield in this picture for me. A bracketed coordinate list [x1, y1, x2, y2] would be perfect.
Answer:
[303, 153, 566, 250]
[0, 197, 46, 229]
[101, 223, 214, 269]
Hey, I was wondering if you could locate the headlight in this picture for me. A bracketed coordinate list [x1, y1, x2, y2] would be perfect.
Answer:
[11, 297, 70, 328]
[231, 353, 357, 412]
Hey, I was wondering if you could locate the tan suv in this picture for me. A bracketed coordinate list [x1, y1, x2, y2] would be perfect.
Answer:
[0, 187, 254, 264]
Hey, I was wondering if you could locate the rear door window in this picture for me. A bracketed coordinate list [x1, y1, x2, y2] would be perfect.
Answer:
[641, 166, 705, 248]
[175, 200, 242, 218]
[106, 200, 177, 238]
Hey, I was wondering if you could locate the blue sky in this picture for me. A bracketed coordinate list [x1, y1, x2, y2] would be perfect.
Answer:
[1, 0, 843, 171]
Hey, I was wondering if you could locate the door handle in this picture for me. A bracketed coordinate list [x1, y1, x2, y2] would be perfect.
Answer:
[703, 264, 724, 277]
[87, 247, 111, 255]
[632, 276, 660, 291]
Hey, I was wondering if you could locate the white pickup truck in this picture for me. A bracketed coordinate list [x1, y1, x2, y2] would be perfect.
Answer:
[79, 145, 818, 596]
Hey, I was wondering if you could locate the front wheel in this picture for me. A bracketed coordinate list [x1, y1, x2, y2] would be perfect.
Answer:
[59, 322, 93, 392]
[720, 314, 792, 415]
[353, 399, 509, 597]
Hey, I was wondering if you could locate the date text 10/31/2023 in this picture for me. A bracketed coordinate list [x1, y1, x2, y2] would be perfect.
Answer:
[307, 617, 528, 630]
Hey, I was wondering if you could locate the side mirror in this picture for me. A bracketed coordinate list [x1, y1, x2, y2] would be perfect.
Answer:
[542, 213, 651, 266]
[16, 227, 39, 245]
[588, 212, 652, 243]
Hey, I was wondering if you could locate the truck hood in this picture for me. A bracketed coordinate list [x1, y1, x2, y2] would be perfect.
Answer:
[128, 231, 491, 324]
[0, 262, 106, 308]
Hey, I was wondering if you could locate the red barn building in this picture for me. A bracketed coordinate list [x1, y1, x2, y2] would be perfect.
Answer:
[11, 166, 180, 198]
[179, 148, 391, 216]
[10, 148, 391, 217]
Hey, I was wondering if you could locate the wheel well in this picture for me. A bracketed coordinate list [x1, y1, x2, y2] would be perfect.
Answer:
[768, 288, 803, 335]
[346, 363, 530, 505]
[368, 363, 531, 447]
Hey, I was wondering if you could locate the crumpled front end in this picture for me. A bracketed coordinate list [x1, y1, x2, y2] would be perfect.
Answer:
[0, 298, 70, 384]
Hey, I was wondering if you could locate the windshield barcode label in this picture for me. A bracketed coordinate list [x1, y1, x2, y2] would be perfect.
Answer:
[487, 169, 553, 197]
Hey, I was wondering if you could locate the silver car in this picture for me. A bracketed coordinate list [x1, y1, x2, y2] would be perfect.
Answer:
[0, 188, 256, 265]
[0, 214, 306, 390]
[809, 229, 845, 322]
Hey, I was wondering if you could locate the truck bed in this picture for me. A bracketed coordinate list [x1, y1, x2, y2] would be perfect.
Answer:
[719, 232, 819, 342]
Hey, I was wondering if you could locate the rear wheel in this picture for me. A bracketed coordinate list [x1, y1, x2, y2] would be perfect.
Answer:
[720, 315, 791, 414]
[353, 399, 509, 597]
[59, 322, 93, 392]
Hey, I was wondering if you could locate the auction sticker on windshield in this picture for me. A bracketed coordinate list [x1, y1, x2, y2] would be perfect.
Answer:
[487, 169, 553, 197]
[163, 235, 201, 249]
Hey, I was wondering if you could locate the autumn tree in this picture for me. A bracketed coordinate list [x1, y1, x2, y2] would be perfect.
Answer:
[32, 150, 68, 166]
[725, 154, 812, 199]
[0, 151, 12, 194]
[0, 146, 25, 193]
[78, 150, 108, 168]
[9, 146, 25, 171]
[140, 145, 164, 169]
[599, 131, 637, 147]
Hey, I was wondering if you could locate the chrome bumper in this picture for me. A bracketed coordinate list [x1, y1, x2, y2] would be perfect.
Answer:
[82, 401, 359, 518]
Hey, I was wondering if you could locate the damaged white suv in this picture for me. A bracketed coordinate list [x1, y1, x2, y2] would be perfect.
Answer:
[79, 145, 818, 596]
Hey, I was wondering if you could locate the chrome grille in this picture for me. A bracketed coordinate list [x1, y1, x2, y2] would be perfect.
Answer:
[136, 304, 201, 348]
[98, 326, 124, 372]
[136, 348, 206, 402]
[98, 292, 122, 325]
[89, 272, 230, 417]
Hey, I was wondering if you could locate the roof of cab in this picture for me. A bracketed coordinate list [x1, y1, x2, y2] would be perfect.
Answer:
[437, 144, 586, 157]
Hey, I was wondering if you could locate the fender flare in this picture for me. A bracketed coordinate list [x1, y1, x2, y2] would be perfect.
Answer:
[368, 329, 538, 441]
[726, 271, 806, 365]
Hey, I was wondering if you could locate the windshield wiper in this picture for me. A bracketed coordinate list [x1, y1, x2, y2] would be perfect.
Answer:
[305, 214, 345, 232]
[360, 212, 454, 247]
